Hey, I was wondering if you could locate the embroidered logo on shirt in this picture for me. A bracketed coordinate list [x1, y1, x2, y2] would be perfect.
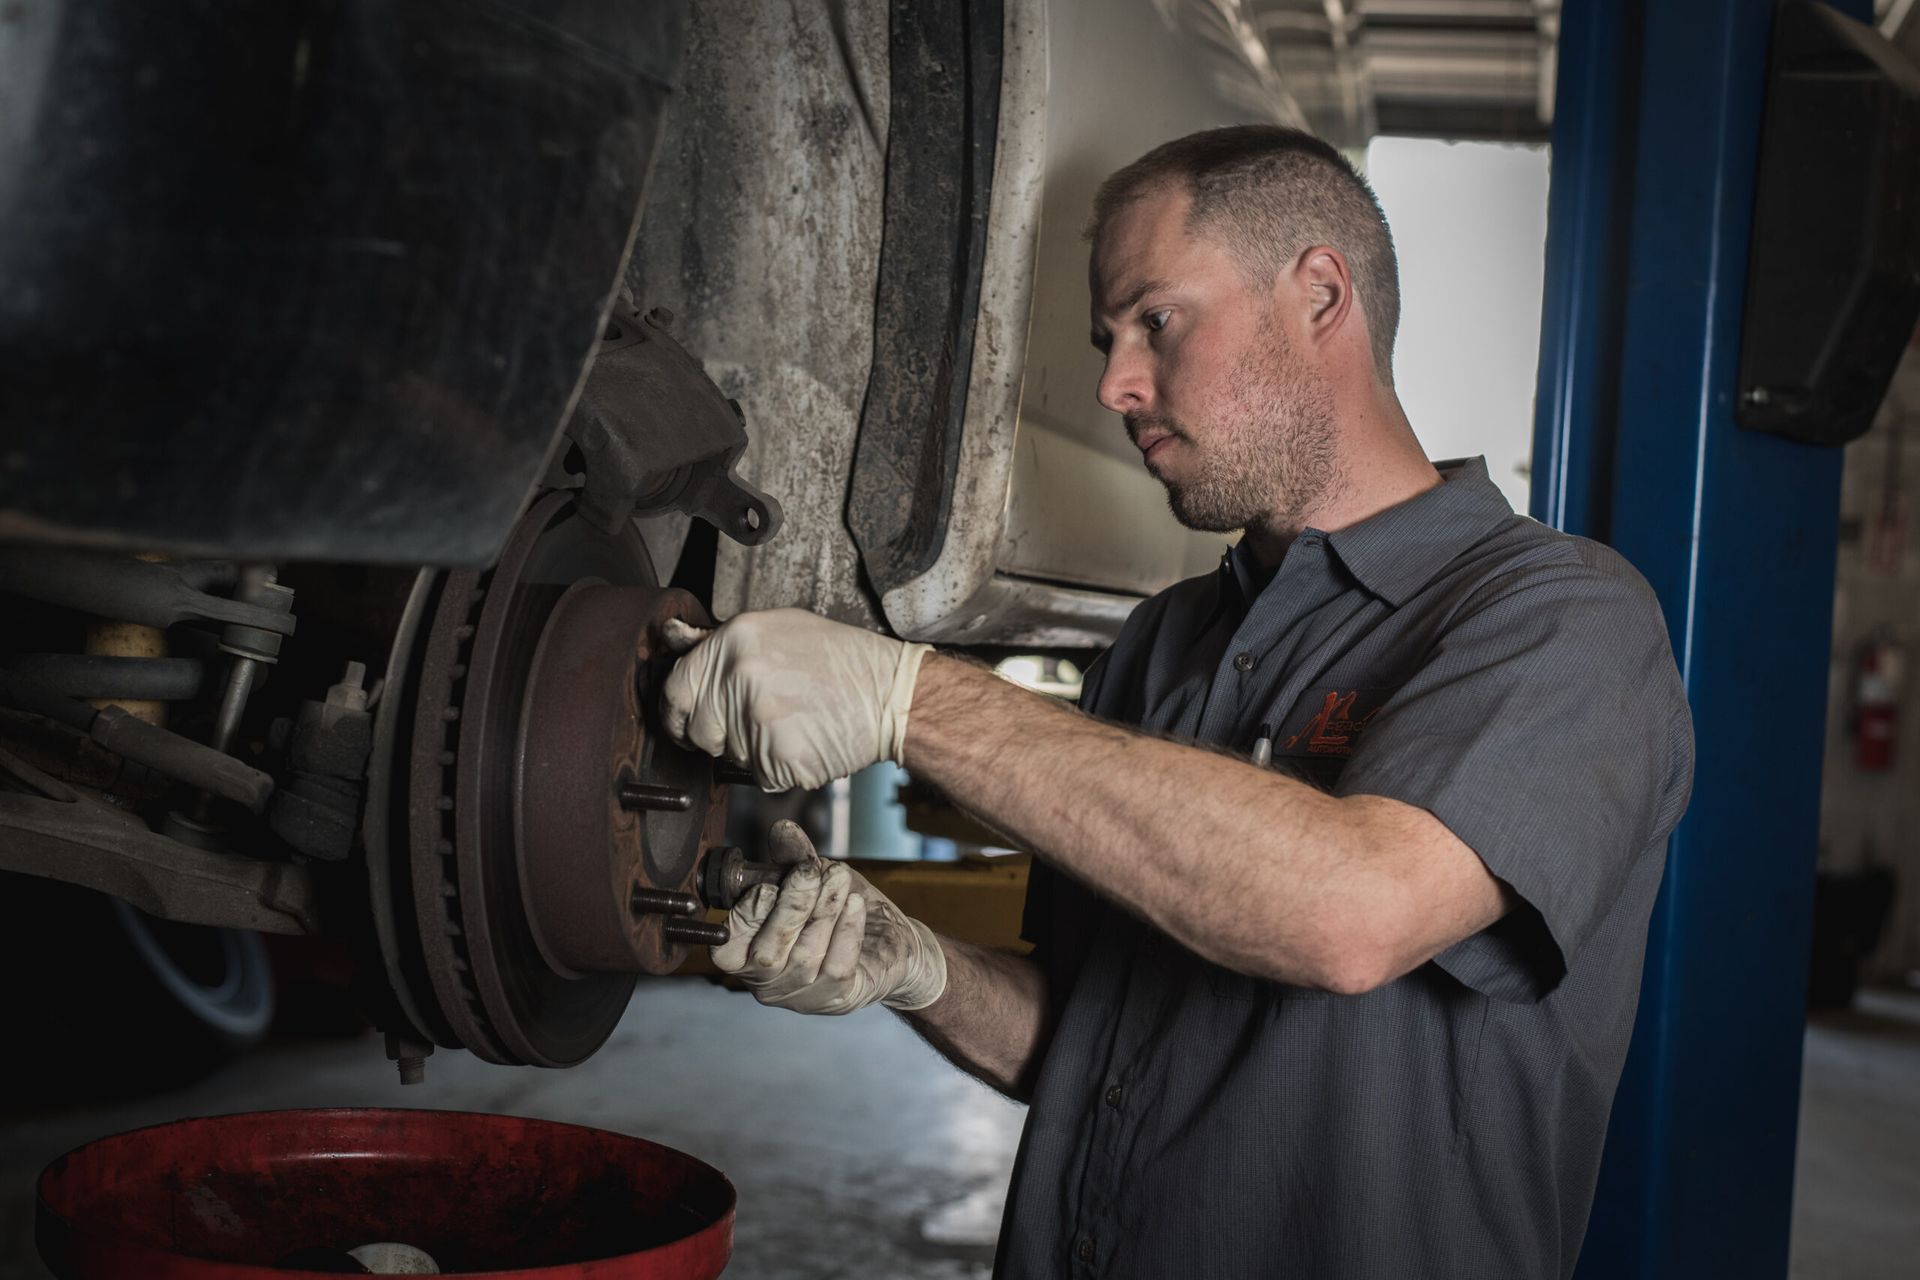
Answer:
[1282, 689, 1386, 757]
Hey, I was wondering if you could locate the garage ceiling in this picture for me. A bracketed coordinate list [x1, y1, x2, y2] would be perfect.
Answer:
[1161, 0, 1560, 149]
[1166, 0, 1917, 150]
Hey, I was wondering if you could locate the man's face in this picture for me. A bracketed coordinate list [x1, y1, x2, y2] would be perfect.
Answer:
[1089, 186, 1336, 534]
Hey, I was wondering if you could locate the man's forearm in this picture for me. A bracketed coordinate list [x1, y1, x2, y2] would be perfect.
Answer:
[901, 655, 1508, 994]
[903, 935, 1051, 1102]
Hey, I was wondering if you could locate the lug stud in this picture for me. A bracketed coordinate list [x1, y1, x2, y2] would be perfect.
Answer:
[619, 781, 692, 812]
[664, 919, 729, 947]
[630, 887, 701, 917]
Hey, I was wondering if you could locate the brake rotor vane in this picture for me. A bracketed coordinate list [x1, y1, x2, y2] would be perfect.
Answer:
[391, 493, 731, 1068]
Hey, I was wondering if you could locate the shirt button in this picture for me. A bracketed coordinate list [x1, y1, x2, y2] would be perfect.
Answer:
[1077, 1237, 1095, 1263]
[1233, 651, 1255, 672]
[1105, 1084, 1123, 1108]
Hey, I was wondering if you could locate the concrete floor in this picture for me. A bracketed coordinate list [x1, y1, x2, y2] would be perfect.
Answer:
[0, 979, 1024, 1280]
[1, 980, 1914, 1278]
[1790, 987, 1920, 1280]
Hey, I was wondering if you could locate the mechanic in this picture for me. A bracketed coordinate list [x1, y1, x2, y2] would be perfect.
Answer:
[661, 125, 1694, 1279]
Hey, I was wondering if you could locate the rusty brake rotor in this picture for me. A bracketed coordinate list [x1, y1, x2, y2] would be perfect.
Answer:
[401, 492, 727, 1067]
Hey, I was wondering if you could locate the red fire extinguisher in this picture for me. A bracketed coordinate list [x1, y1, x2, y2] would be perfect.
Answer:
[1853, 634, 1904, 772]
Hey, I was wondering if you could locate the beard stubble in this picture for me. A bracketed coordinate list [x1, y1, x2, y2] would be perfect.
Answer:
[1130, 318, 1340, 535]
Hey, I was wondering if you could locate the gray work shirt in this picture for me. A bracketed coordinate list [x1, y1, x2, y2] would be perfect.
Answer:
[996, 458, 1694, 1280]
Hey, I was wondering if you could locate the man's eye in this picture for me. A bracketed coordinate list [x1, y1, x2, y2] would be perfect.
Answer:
[1144, 310, 1171, 333]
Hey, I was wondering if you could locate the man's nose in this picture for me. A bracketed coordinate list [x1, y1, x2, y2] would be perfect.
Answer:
[1097, 348, 1153, 416]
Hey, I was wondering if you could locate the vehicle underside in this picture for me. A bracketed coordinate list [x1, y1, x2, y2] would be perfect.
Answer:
[0, 1, 795, 1080]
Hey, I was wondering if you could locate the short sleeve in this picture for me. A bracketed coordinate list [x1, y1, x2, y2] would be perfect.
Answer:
[1335, 552, 1692, 1003]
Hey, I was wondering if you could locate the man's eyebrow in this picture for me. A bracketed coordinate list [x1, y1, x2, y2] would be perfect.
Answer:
[1097, 277, 1172, 320]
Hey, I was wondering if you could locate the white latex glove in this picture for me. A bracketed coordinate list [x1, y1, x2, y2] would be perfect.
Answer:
[710, 820, 947, 1014]
[660, 608, 931, 793]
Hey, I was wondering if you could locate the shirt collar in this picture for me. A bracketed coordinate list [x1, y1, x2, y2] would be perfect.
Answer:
[1322, 456, 1514, 606]
[1223, 539, 1264, 603]
[1212, 457, 1513, 616]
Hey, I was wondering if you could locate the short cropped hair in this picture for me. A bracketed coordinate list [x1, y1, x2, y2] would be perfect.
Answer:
[1087, 125, 1401, 379]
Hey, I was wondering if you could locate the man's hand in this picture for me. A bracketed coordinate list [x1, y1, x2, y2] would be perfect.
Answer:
[660, 609, 931, 792]
[711, 820, 947, 1015]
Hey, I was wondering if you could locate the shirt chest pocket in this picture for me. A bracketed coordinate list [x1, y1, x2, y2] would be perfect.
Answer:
[1259, 684, 1397, 784]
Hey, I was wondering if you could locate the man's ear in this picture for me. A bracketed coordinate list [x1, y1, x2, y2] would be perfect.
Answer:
[1292, 245, 1355, 344]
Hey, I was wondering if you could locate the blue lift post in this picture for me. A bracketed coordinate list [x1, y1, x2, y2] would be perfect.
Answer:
[1533, 0, 1869, 1274]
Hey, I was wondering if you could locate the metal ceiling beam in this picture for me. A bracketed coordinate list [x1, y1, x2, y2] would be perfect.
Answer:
[1372, 99, 1550, 137]
[1361, 0, 1539, 19]
[1256, 0, 1559, 138]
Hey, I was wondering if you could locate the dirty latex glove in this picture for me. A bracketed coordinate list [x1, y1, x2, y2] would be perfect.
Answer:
[660, 608, 931, 793]
[710, 820, 947, 1014]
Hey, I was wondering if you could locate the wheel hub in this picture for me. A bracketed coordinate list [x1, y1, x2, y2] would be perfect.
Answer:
[514, 581, 721, 978]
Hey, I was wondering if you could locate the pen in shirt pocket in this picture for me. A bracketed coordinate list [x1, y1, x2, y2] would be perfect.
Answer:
[1251, 722, 1273, 768]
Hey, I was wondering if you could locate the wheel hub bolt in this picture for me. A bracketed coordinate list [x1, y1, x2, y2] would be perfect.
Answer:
[619, 781, 692, 812]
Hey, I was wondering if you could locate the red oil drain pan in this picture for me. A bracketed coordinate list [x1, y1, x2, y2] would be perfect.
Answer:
[36, 1108, 734, 1278]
